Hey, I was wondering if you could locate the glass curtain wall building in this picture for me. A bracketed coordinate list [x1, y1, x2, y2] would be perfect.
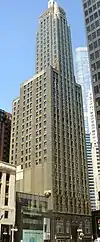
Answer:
[75, 47, 96, 210]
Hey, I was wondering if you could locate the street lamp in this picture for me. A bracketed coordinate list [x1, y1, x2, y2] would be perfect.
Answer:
[11, 227, 18, 242]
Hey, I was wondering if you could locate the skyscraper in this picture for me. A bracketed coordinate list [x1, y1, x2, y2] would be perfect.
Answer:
[88, 90, 100, 209]
[0, 109, 11, 163]
[75, 47, 91, 133]
[10, 1, 91, 238]
[82, 0, 100, 154]
[75, 47, 96, 210]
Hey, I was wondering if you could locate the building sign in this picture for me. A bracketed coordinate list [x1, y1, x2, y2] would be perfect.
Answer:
[23, 230, 43, 242]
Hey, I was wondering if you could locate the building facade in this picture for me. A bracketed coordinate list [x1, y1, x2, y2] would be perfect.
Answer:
[0, 161, 16, 242]
[0, 109, 11, 163]
[15, 192, 92, 242]
[10, 1, 92, 240]
[15, 192, 49, 242]
[75, 47, 96, 210]
[82, 0, 100, 154]
[88, 90, 100, 210]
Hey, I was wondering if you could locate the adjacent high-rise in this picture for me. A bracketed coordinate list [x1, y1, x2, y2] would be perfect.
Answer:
[88, 90, 100, 209]
[0, 109, 11, 163]
[75, 47, 96, 210]
[10, 0, 91, 220]
[82, 0, 100, 154]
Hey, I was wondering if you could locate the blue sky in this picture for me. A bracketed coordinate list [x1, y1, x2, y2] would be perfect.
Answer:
[0, 0, 86, 113]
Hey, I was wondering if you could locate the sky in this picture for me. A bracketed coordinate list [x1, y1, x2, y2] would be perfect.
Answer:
[0, 0, 86, 113]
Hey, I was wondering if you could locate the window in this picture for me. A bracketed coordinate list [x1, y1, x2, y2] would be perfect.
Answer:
[91, 23, 95, 31]
[39, 123, 42, 128]
[97, 29, 100, 37]
[89, 7, 92, 14]
[39, 159, 41, 164]
[90, 53, 94, 60]
[21, 151, 23, 156]
[95, 20, 99, 28]
[44, 142, 47, 147]
[39, 110, 42, 115]
[5, 198, 8, 206]
[90, 15, 93, 21]
[94, 85, 99, 94]
[93, 74, 97, 82]
[39, 116, 42, 121]
[92, 31, 96, 39]
[36, 145, 38, 150]
[94, 40, 98, 48]
[94, 12, 98, 19]
[39, 137, 41, 142]
[97, 60, 100, 69]
[44, 101, 46, 107]
[85, 10, 88, 16]
[6, 174, 10, 182]
[4, 211, 8, 219]
[91, 63, 96, 71]
[95, 50, 99, 58]
[89, 43, 93, 51]
[44, 157, 47, 162]
[36, 138, 38, 143]
[86, 18, 89, 24]
[44, 135, 47, 140]
[88, 0, 91, 6]
[39, 151, 41, 156]
[97, 1, 100, 8]
[98, 72, 100, 80]
[93, 4, 96, 10]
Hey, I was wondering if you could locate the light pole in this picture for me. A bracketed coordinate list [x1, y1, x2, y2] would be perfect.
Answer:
[11, 227, 18, 242]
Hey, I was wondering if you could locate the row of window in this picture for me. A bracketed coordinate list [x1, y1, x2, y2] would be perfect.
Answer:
[87, 19, 100, 34]
[85, 10, 100, 25]
[35, 156, 47, 165]
[88, 29, 100, 44]
[90, 50, 100, 61]
[21, 155, 31, 162]
[84, 0, 100, 10]
[90, 38, 99, 50]
[21, 162, 31, 169]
